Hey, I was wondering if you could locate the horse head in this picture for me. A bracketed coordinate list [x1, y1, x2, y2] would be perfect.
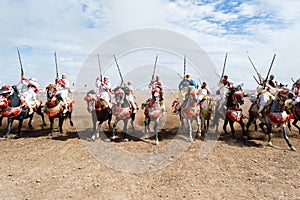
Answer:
[83, 90, 96, 113]
[46, 84, 57, 100]
[227, 86, 244, 107]
[114, 87, 126, 106]
[186, 86, 199, 106]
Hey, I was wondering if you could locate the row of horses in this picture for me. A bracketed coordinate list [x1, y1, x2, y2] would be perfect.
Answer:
[0, 84, 74, 138]
[84, 87, 165, 145]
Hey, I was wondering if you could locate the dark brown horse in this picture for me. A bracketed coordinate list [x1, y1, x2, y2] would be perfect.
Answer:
[288, 102, 300, 134]
[84, 90, 112, 140]
[44, 84, 74, 137]
[223, 86, 247, 140]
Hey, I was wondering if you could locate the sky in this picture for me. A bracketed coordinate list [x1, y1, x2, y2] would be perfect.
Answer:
[0, 0, 300, 90]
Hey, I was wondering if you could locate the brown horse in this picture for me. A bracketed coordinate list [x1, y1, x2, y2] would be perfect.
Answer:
[44, 84, 74, 137]
[223, 86, 247, 140]
[288, 102, 300, 134]
[84, 90, 112, 140]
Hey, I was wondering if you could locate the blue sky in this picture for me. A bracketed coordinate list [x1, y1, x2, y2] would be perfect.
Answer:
[0, 0, 300, 90]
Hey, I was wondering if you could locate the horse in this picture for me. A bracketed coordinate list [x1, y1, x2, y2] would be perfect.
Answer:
[199, 95, 215, 137]
[223, 86, 247, 140]
[44, 84, 74, 137]
[83, 90, 112, 140]
[0, 85, 38, 138]
[258, 89, 296, 150]
[141, 88, 165, 145]
[288, 101, 300, 134]
[0, 86, 46, 130]
[111, 87, 135, 140]
[179, 86, 201, 141]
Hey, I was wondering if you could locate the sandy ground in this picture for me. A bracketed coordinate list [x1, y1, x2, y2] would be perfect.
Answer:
[0, 92, 300, 200]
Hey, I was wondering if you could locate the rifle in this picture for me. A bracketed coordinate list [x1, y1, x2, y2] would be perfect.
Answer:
[17, 47, 24, 77]
[253, 75, 259, 85]
[264, 53, 277, 83]
[113, 55, 124, 86]
[247, 55, 263, 84]
[291, 77, 295, 83]
[54, 52, 59, 79]
[150, 54, 158, 83]
[183, 55, 186, 79]
[97, 54, 102, 82]
[220, 53, 228, 82]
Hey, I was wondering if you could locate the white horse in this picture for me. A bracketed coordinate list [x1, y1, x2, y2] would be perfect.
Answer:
[179, 86, 201, 141]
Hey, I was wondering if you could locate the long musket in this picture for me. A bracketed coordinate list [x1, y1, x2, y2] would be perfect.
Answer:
[113, 55, 124, 86]
[247, 55, 263, 83]
[253, 75, 259, 85]
[291, 77, 295, 83]
[183, 55, 186, 79]
[54, 52, 59, 79]
[97, 54, 102, 82]
[150, 54, 158, 82]
[17, 47, 24, 77]
[220, 53, 228, 82]
[264, 53, 277, 82]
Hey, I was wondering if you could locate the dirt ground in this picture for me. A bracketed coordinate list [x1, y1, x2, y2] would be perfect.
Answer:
[0, 92, 300, 200]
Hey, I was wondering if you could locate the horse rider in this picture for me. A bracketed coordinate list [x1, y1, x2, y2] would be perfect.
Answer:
[21, 76, 40, 115]
[56, 73, 70, 113]
[176, 73, 198, 113]
[256, 79, 277, 117]
[198, 81, 211, 104]
[124, 81, 138, 113]
[149, 75, 165, 109]
[216, 75, 234, 111]
[95, 75, 112, 108]
[268, 74, 277, 88]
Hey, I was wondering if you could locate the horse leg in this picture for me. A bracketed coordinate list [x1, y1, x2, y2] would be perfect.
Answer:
[154, 119, 159, 145]
[37, 107, 46, 126]
[240, 120, 247, 139]
[92, 122, 101, 141]
[112, 119, 119, 140]
[59, 116, 63, 133]
[187, 119, 193, 141]
[28, 114, 33, 128]
[16, 118, 24, 138]
[267, 123, 273, 146]
[3, 118, 14, 138]
[281, 124, 296, 151]
[196, 117, 201, 138]
[49, 118, 54, 137]
[292, 119, 300, 134]
[228, 120, 236, 140]
[130, 113, 135, 131]
[67, 112, 73, 127]
[144, 117, 150, 133]
[0, 116, 3, 127]
[92, 111, 97, 133]
[223, 118, 229, 135]
[246, 115, 253, 134]
[123, 119, 128, 140]
[108, 112, 112, 130]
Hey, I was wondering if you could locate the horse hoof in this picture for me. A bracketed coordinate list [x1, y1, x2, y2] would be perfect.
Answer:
[242, 136, 248, 140]
[91, 135, 96, 141]
[291, 146, 296, 151]
[47, 134, 53, 139]
[268, 142, 273, 147]
[70, 121, 74, 127]
[124, 138, 129, 142]
[155, 140, 159, 145]
[196, 133, 201, 138]
[111, 135, 116, 140]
